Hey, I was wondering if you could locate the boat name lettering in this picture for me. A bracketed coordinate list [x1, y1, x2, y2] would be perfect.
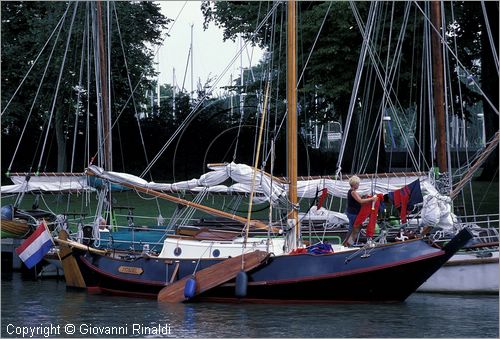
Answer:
[118, 266, 143, 275]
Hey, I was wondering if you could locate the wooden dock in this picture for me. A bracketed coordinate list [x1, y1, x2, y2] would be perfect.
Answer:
[158, 250, 270, 303]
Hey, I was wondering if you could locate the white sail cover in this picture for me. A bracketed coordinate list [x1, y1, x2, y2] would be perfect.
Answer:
[86, 163, 456, 230]
[86, 162, 439, 203]
[1, 175, 94, 194]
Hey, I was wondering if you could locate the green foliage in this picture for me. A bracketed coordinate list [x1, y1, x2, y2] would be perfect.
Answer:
[1, 1, 169, 173]
[201, 1, 496, 174]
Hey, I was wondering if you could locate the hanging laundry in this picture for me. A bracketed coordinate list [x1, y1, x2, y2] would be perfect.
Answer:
[388, 180, 423, 223]
[316, 187, 328, 209]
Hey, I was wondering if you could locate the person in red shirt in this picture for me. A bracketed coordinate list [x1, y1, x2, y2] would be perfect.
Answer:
[343, 175, 377, 246]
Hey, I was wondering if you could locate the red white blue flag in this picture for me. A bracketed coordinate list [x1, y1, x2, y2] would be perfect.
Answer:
[15, 221, 54, 269]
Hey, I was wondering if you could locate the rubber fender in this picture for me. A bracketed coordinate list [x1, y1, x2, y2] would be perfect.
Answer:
[235, 271, 248, 298]
[184, 277, 197, 299]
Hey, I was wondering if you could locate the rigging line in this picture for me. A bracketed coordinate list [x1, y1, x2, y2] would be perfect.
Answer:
[85, 5, 91, 175]
[245, 1, 264, 84]
[413, 1, 499, 116]
[263, 7, 284, 167]
[296, 2, 332, 86]
[352, 2, 414, 132]
[440, 1, 453, 191]
[91, 1, 103, 168]
[112, 3, 162, 215]
[424, 4, 435, 169]
[351, 4, 381, 172]
[67, 2, 89, 215]
[85, 0, 187, 163]
[450, 2, 475, 217]
[244, 81, 271, 247]
[70, 7, 88, 173]
[37, 2, 80, 172]
[351, 3, 422, 170]
[386, 3, 412, 100]
[181, 46, 191, 92]
[481, 1, 499, 72]
[1, 3, 72, 117]
[375, 1, 396, 178]
[7, 5, 68, 173]
[139, 2, 282, 178]
[337, 1, 378, 175]
[107, 0, 113, 169]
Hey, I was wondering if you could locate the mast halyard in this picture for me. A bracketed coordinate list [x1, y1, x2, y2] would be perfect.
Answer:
[430, 1, 447, 174]
[286, 0, 299, 249]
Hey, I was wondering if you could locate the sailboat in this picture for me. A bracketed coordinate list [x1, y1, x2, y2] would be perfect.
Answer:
[0, 1, 172, 252]
[55, 1, 473, 303]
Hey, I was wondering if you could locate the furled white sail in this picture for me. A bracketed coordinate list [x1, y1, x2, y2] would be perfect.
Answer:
[1, 175, 93, 193]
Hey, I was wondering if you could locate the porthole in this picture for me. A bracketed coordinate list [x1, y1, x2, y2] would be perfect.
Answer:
[212, 249, 220, 257]
[174, 247, 182, 256]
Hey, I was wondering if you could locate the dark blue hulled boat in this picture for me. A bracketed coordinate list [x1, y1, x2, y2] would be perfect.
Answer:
[71, 228, 471, 302]
[56, 0, 475, 303]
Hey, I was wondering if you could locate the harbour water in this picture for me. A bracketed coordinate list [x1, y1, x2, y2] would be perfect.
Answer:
[1, 272, 498, 338]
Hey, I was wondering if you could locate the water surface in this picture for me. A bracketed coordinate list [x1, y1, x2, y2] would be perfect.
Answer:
[1, 273, 498, 338]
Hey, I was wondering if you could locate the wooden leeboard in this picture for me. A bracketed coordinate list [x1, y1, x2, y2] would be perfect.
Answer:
[157, 250, 269, 303]
[57, 230, 86, 288]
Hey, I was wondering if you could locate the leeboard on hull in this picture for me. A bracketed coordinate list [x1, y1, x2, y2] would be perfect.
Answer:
[73, 228, 472, 302]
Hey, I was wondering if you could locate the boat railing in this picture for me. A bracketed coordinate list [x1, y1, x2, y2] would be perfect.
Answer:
[456, 213, 500, 227]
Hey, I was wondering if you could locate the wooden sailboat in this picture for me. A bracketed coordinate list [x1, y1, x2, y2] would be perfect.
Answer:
[57, 0, 473, 303]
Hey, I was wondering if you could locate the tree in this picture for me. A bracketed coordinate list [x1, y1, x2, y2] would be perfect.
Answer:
[1, 1, 169, 176]
[478, 1, 499, 180]
[202, 1, 495, 177]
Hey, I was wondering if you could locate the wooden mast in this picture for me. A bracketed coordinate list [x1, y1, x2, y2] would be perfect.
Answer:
[430, 1, 447, 173]
[96, 1, 112, 171]
[287, 0, 299, 247]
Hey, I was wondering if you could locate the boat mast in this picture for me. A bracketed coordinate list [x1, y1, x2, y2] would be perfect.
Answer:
[96, 1, 112, 171]
[430, 1, 446, 173]
[287, 0, 299, 248]
[95, 1, 113, 227]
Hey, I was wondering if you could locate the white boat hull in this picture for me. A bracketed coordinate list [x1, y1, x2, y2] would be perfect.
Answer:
[418, 250, 499, 293]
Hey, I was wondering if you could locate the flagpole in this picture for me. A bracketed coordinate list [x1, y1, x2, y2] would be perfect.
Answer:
[42, 219, 63, 262]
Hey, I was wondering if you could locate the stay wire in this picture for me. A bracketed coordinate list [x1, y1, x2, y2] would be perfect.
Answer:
[112, 2, 163, 215]
[7, 5, 69, 173]
[1, 3, 72, 117]
[413, 1, 499, 116]
[139, 2, 282, 179]
[481, 1, 499, 73]
[37, 2, 80, 172]
[450, 2, 475, 217]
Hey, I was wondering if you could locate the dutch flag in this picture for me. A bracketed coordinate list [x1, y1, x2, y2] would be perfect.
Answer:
[15, 221, 54, 269]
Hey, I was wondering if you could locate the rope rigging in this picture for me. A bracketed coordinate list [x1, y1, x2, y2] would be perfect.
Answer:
[6, 4, 70, 174]
[37, 2, 80, 173]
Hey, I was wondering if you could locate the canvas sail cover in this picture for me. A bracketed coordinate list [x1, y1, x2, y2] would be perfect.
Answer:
[1, 175, 94, 194]
[85, 163, 456, 230]
[85, 163, 444, 202]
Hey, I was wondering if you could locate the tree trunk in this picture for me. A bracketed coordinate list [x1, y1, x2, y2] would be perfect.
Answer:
[478, 1, 499, 181]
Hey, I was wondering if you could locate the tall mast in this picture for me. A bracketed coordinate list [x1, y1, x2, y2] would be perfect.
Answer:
[287, 0, 299, 248]
[190, 23, 194, 101]
[96, 1, 112, 171]
[430, 1, 446, 173]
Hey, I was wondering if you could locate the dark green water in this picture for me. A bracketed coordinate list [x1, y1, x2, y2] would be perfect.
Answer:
[1, 273, 498, 338]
